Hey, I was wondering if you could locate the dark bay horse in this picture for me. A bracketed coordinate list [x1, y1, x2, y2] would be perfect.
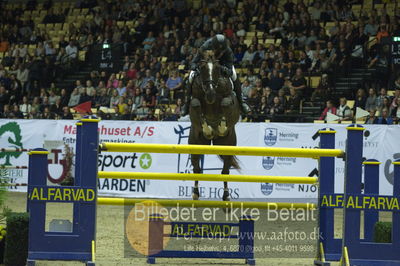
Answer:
[188, 55, 241, 201]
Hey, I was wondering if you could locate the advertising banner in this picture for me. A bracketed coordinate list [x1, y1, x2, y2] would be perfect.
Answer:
[0, 120, 398, 200]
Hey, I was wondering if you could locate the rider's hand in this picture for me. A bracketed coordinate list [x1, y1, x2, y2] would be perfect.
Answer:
[190, 64, 198, 71]
[221, 66, 230, 76]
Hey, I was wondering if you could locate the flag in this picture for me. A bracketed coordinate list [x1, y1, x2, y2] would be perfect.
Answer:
[73, 101, 92, 114]
[355, 107, 370, 119]
[326, 112, 339, 122]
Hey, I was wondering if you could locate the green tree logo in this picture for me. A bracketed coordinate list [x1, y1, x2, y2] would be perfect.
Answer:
[0, 122, 23, 165]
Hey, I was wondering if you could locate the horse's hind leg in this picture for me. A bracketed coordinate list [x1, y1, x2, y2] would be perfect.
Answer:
[191, 154, 201, 200]
[221, 155, 232, 201]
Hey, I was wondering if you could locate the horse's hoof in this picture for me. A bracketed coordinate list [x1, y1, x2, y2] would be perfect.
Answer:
[192, 187, 200, 200]
[218, 118, 228, 136]
[202, 123, 213, 139]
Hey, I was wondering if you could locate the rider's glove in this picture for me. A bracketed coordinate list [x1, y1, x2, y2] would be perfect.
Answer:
[221, 66, 231, 76]
[190, 63, 198, 71]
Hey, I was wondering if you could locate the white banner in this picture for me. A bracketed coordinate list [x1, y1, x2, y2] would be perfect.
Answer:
[0, 120, 398, 200]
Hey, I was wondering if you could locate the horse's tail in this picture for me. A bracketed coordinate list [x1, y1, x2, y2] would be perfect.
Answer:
[218, 155, 241, 171]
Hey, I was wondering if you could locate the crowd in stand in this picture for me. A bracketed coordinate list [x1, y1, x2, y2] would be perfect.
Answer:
[319, 82, 400, 124]
[0, 0, 399, 123]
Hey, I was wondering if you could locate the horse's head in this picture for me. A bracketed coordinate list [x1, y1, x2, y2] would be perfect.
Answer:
[198, 54, 220, 105]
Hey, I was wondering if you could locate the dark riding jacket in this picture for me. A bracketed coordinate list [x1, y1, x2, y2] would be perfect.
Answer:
[190, 38, 235, 76]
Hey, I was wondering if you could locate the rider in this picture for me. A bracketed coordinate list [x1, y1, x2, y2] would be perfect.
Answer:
[182, 34, 251, 116]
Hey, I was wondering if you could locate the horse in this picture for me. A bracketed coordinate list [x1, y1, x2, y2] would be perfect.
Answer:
[188, 53, 241, 202]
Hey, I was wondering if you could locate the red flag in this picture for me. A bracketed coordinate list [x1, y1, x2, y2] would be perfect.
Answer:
[73, 101, 92, 114]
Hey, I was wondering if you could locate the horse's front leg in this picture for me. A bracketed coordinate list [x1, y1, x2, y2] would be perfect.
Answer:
[218, 96, 233, 137]
[191, 154, 201, 200]
[221, 155, 232, 201]
[190, 98, 213, 139]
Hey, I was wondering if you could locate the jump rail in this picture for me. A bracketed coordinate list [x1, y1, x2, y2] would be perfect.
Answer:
[100, 143, 344, 159]
[0, 165, 28, 169]
[97, 172, 318, 184]
[0, 148, 31, 152]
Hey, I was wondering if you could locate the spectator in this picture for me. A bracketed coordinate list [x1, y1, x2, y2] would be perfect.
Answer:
[74, 80, 84, 94]
[115, 80, 126, 96]
[376, 24, 389, 43]
[19, 96, 32, 117]
[142, 109, 158, 121]
[141, 69, 155, 89]
[143, 32, 155, 50]
[337, 97, 352, 121]
[368, 45, 391, 88]
[319, 100, 337, 120]
[48, 90, 60, 105]
[31, 97, 41, 113]
[376, 88, 389, 111]
[41, 106, 55, 119]
[365, 88, 377, 111]
[1, 105, 11, 119]
[286, 87, 300, 114]
[379, 97, 392, 114]
[109, 90, 119, 108]
[263, 87, 275, 106]
[242, 45, 256, 66]
[117, 97, 128, 115]
[290, 68, 307, 96]
[256, 96, 270, 120]
[375, 108, 393, 124]
[14, 64, 29, 92]
[68, 88, 80, 107]
[311, 74, 331, 103]
[126, 63, 137, 80]
[268, 96, 285, 116]
[251, 80, 264, 99]
[157, 79, 170, 104]
[390, 97, 400, 120]
[109, 106, 124, 120]
[393, 77, 400, 91]
[390, 89, 400, 112]
[50, 98, 63, 116]
[143, 88, 156, 108]
[174, 98, 183, 116]
[277, 89, 287, 108]
[354, 88, 367, 111]
[93, 88, 107, 108]
[40, 97, 51, 113]
[365, 109, 377, 124]
[86, 80, 96, 96]
[65, 41, 78, 61]
[268, 69, 284, 92]
[60, 89, 69, 107]
[166, 70, 183, 100]
[236, 23, 246, 37]
[60, 106, 73, 119]
[136, 100, 149, 120]
[12, 105, 24, 119]
[364, 17, 378, 36]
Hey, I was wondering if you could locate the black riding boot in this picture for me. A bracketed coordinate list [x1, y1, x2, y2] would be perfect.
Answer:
[233, 79, 251, 115]
[181, 79, 192, 117]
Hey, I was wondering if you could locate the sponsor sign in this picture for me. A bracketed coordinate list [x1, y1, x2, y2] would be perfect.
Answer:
[0, 120, 398, 200]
